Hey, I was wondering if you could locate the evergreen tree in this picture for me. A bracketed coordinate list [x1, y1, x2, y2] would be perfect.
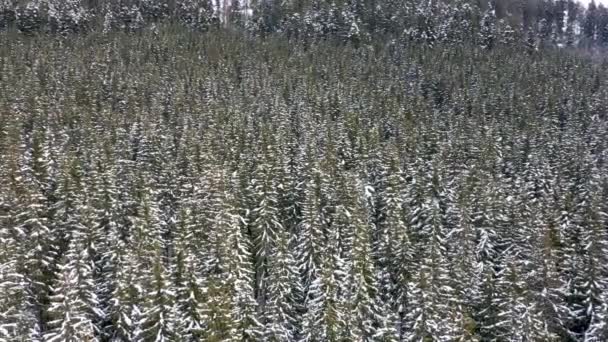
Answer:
[479, 3, 497, 49]
[583, 0, 599, 43]
[44, 230, 100, 342]
[139, 253, 176, 342]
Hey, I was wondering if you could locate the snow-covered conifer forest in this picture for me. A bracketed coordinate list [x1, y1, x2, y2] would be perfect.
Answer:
[1, 0, 608, 341]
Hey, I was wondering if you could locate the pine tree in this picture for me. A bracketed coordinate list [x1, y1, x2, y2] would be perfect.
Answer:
[367, 148, 405, 340]
[228, 0, 243, 27]
[580, 170, 608, 341]
[325, 170, 384, 341]
[583, 0, 599, 43]
[107, 243, 143, 342]
[479, 3, 497, 49]
[8, 151, 56, 340]
[403, 165, 456, 341]
[492, 256, 549, 341]
[298, 164, 332, 341]
[173, 209, 205, 341]
[206, 169, 261, 341]
[44, 232, 100, 341]
[263, 227, 300, 341]
[112, 188, 168, 341]
[139, 253, 176, 342]
[0, 157, 44, 340]
[89, 152, 123, 339]
[249, 140, 283, 322]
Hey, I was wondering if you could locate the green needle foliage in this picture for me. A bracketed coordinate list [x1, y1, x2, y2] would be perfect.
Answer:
[1, 2, 608, 340]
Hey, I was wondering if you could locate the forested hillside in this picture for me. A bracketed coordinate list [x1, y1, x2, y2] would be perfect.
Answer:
[1, 1, 608, 342]
[1, 0, 608, 49]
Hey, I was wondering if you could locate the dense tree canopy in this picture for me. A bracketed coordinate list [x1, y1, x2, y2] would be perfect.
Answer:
[0, 0, 608, 49]
[1, 1, 608, 341]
